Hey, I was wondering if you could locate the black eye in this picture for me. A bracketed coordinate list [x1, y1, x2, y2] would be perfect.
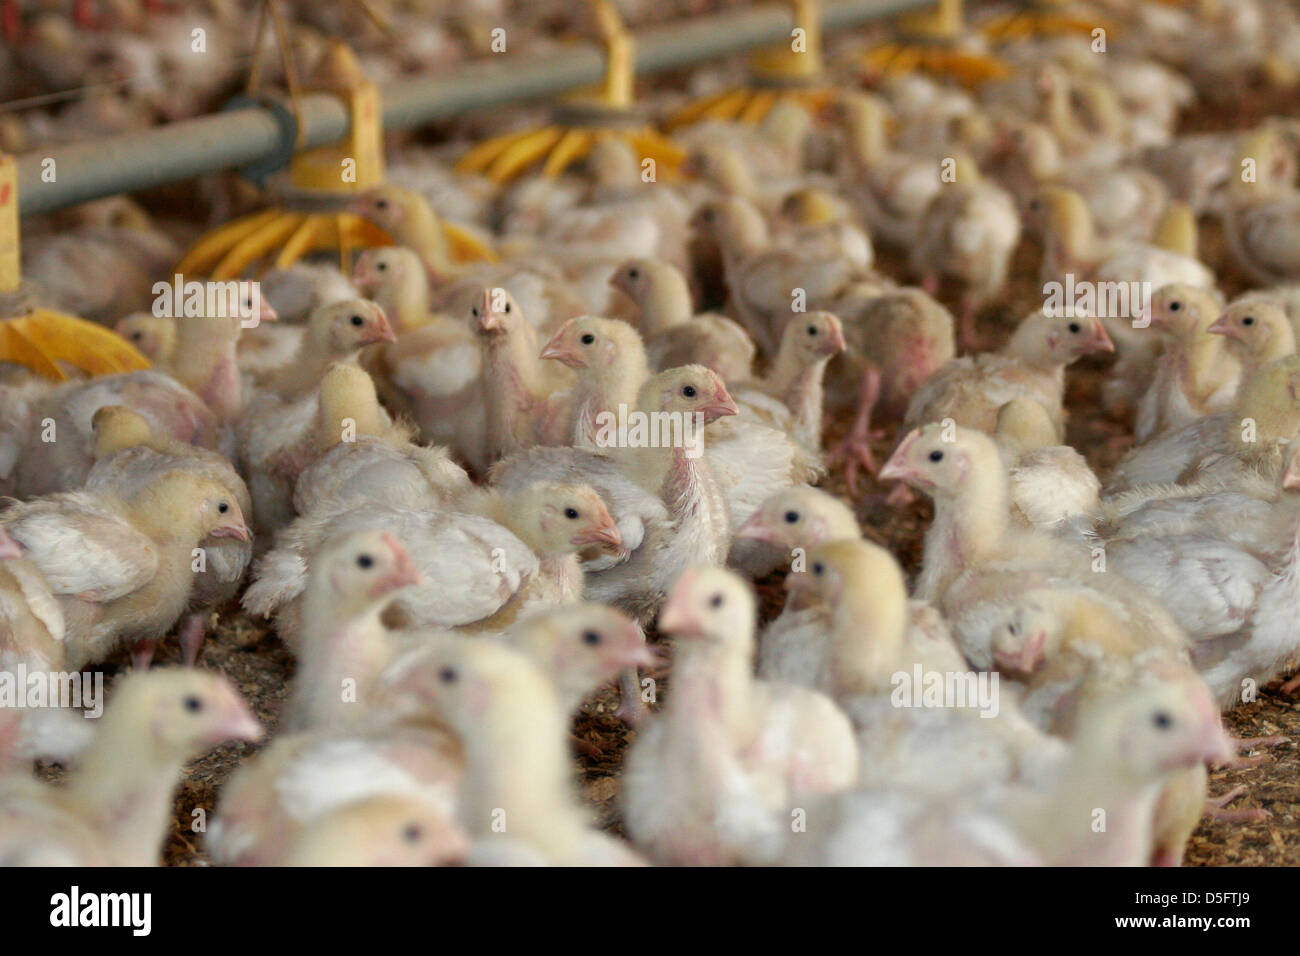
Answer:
[1029, 198, 1040, 211]
[471, 306, 480, 317]
[402, 823, 423, 843]
[709, 593, 724, 608]
[351, 315, 364, 327]
[131, 331, 143, 341]
[807, 326, 817, 336]
[1152, 711, 1172, 730]
[1243, 316, 1255, 326]
[184, 696, 203, 713]
[682, 385, 697, 398]
[217, 502, 230, 514]
[564, 507, 579, 519]
[929, 449, 944, 462]
[1008, 623, 1018, 636]
[1169, 301, 1181, 312]
[812, 562, 824, 575]
[375, 199, 389, 210]
[357, 554, 374, 569]
[1068, 322, 1081, 334]
[628, 268, 640, 280]
[784, 510, 800, 524]
[377, 262, 388, 272]
[581, 333, 595, 345]
[438, 667, 457, 684]
[504, 302, 511, 313]
[582, 630, 601, 646]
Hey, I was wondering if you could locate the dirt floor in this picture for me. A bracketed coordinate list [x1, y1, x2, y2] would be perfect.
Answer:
[30, 64, 1300, 868]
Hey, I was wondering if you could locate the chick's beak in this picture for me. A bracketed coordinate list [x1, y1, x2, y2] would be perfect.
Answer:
[540, 331, 584, 367]
[824, 320, 847, 353]
[658, 570, 701, 634]
[365, 309, 398, 345]
[1207, 315, 1240, 340]
[734, 511, 777, 544]
[214, 697, 263, 745]
[377, 533, 423, 595]
[701, 386, 739, 421]
[878, 432, 919, 483]
[0, 530, 21, 560]
[573, 518, 622, 552]
[211, 521, 251, 542]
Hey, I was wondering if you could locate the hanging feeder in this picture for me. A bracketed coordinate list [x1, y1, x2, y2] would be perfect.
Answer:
[177, 3, 494, 282]
[454, 0, 684, 185]
[980, 0, 1117, 45]
[0, 153, 151, 380]
[860, 0, 1012, 88]
[666, 0, 837, 131]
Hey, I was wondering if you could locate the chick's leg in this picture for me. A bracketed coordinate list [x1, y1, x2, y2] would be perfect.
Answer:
[1203, 785, 1271, 824]
[130, 636, 159, 671]
[179, 613, 207, 667]
[826, 364, 883, 496]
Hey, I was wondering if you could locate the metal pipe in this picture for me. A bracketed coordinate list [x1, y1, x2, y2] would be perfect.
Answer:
[14, 0, 930, 216]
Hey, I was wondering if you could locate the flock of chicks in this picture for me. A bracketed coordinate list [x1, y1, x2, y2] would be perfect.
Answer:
[5, 0, 1300, 866]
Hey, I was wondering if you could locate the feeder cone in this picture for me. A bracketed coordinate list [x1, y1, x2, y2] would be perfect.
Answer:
[861, 0, 1011, 88]
[455, 0, 684, 185]
[177, 42, 495, 281]
[980, 0, 1118, 45]
[0, 154, 150, 381]
[667, 0, 837, 131]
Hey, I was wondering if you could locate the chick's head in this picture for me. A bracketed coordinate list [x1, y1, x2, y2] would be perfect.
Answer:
[315, 529, 422, 614]
[659, 565, 754, 648]
[310, 298, 396, 353]
[637, 365, 738, 422]
[735, 485, 859, 551]
[880, 423, 997, 497]
[514, 483, 622, 555]
[113, 669, 261, 760]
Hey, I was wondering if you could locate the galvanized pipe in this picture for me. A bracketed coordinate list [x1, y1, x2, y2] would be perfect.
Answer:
[14, 0, 931, 215]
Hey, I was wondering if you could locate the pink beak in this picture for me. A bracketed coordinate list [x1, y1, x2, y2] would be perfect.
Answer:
[213, 696, 263, 745]
[0, 530, 22, 561]
[878, 431, 919, 483]
[1207, 315, 1241, 340]
[995, 628, 1045, 674]
[376, 532, 423, 595]
[1087, 318, 1114, 353]
[362, 309, 398, 345]
[734, 511, 778, 544]
[540, 328, 584, 367]
[700, 385, 739, 422]
[658, 570, 701, 634]
[211, 522, 251, 542]
[824, 318, 847, 353]
[573, 519, 623, 552]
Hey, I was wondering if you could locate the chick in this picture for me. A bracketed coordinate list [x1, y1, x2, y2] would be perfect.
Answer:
[902, 308, 1113, 440]
[348, 184, 456, 280]
[352, 246, 434, 332]
[282, 530, 423, 734]
[1208, 296, 1297, 376]
[3, 470, 250, 669]
[539, 315, 650, 449]
[396, 637, 644, 865]
[608, 257, 755, 382]
[87, 404, 253, 667]
[621, 566, 857, 865]
[0, 670, 260, 866]
[280, 796, 469, 867]
[249, 298, 395, 401]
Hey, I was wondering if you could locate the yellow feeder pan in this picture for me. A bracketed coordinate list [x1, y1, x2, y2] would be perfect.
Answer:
[980, 0, 1118, 45]
[666, 0, 837, 130]
[0, 154, 150, 382]
[177, 43, 495, 281]
[861, 0, 1012, 88]
[455, 0, 684, 185]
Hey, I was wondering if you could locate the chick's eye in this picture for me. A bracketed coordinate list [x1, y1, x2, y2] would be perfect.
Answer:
[1068, 322, 1081, 334]
[1169, 301, 1181, 312]
[807, 326, 818, 336]
[375, 199, 388, 210]
[784, 510, 800, 524]
[377, 262, 388, 271]
[564, 507, 579, 519]
[928, 449, 944, 462]
[812, 562, 824, 576]
[471, 306, 480, 317]
[709, 593, 724, 608]
[504, 302, 511, 313]
[1008, 623, 1018, 636]
[581, 333, 595, 345]
[1152, 710, 1172, 730]
[1243, 316, 1255, 325]
[351, 315, 364, 327]
[582, 630, 601, 646]
[628, 268, 640, 280]
[357, 554, 374, 569]
[184, 696, 203, 713]
[217, 502, 230, 514]
[131, 331, 143, 341]
[682, 385, 697, 398]
[403, 824, 424, 843]
[438, 667, 457, 684]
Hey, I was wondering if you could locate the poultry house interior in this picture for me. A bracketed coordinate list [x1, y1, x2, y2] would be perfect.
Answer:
[2, 0, 1300, 877]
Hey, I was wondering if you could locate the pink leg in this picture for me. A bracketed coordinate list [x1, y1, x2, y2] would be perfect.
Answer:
[178, 613, 207, 667]
[957, 294, 992, 355]
[1280, 672, 1300, 694]
[920, 272, 939, 297]
[1150, 846, 1183, 867]
[615, 666, 648, 727]
[826, 364, 884, 496]
[1204, 785, 1271, 823]
[131, 636, 158, 671]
